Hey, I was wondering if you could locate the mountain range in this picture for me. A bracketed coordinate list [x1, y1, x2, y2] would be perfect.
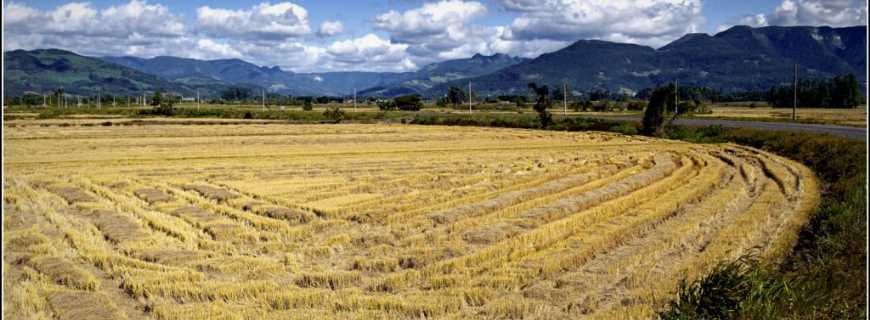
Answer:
[4, 25, 865, 99]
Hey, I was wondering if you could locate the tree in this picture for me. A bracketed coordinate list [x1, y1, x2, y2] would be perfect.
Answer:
[323, 107, 344, 123]
[377, 100, 396, 111]
[515, 96, 527, 108]
[302, 99, 313, 111]
[221, 86, 252, 102]
[393, 94, 422, 111]
[642, 85, 677, 136]
[527, 82, 553, 128]
[150, 90, 163, 106]
[447, 86, 467, 108]
[767, 73, 865, 108]
[436, 97, 448, 108]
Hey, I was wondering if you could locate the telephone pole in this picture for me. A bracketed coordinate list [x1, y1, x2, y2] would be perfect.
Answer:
[468, 82, 472, 114]
[262, 89, 266, 110]
[793, 64, 798, 121]
[98, 88, 102, 109]
[674, 79, 679, 115]
[197, 89, 200, 110]
[353, 88, 357, 111]
[563, 82, 568, 115]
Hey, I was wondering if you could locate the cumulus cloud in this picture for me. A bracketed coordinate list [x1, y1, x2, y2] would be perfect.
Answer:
[499, 0, 704, 48]
[375, 0, 487, 40]
[318, 20, 344, 37]
[3, 0, 184, 38]
[721, 0, 867, 30]
[196, 2, 311, 40]
[325, 34, 416, 71]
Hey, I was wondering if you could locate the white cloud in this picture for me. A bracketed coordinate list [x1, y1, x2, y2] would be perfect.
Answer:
[196, 2, 311, 40]
[196, 39, 243, 59]
[3, 0, 184, 38]
[375, 0, 487, 40]
[318, 20, 344, 37]
[324, 33, 416, 71]
[499, 0, 704, 48]
[720, 0, 867, 30]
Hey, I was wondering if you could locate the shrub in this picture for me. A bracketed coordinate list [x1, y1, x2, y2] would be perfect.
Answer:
[394, 95, 423, 111]
[302, 100, 313, 111]
[323, 107, 345, 123]
[626, 101, 647, 111]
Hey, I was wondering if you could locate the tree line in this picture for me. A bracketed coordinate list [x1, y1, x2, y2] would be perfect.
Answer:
[766, 73, 863, 108]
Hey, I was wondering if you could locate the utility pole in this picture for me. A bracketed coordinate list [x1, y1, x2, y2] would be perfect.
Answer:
[674, 79, 679, 115]
[793, 64, 798, 121]
[98, 88, 102, 109]
[127, 96, 130, 108]
[468, 82, 472, 114]
[262, 89, 266, 110]
[563, 82, 568, 116]
[353, 88, 357, 111]
[43, 94, 46, 107]
[197, 89, 200, 110]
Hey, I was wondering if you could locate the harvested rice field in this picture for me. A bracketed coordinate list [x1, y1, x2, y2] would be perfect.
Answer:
[3, 122, 820, 319]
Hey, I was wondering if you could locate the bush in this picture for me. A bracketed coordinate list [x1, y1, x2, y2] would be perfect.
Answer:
[393, 95, 422, 111]
[302, 100, 313, 111]
[626, 100, 647, 111]
[612, 122, 638, 135]
[323, 107, 345, 123]
[659, 259, 756, 320]
[377, 100, 396, 111]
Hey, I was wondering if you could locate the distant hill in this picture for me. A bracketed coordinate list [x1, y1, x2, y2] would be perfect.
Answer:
[6, 25, 865, 99]
[427, 25, 867, 97]
[4, 49, 197, 97]
[102, 55, 414, 96]
[101, 54, 524, 97]
[359, 53, 528, 97]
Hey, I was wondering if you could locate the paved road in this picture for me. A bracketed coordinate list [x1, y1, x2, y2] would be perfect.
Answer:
[599, 116, 867, 141]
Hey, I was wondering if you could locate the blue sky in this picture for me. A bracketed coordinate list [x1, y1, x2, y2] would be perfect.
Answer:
[3, 0, 867, 72]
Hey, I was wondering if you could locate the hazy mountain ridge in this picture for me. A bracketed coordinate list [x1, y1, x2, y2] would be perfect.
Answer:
[427, 25, 866, 97]
[5, 25, 865, 99]
[359, 53, 529, 97]
[4, 49, 264, 98]
[102, 53, 525, 97]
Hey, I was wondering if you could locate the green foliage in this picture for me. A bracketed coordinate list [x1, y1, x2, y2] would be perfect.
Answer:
[767, 73, 865, 108]
[515, 96, 527, 108]
[221, 86, 253, 102]
[302, 100, 313, 111]
[659, 127, 866, 319]
[611, 122, 639, 135]
[641, 85, 676, 136]
[377, 100, 396, 111]
[322, 107, 345, 123]
[393, 95, 423, 111]
[659, 259, 756, 320]
[447, 86, 467, 107]
[150, 89, 163, 106]
[625, 100, 647, 111]
[527, 82, 553, 128]
[436, 97, 448, 108]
